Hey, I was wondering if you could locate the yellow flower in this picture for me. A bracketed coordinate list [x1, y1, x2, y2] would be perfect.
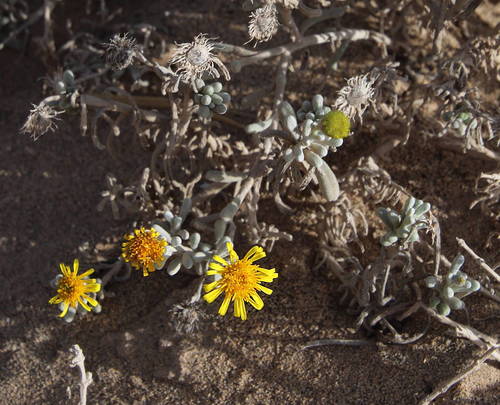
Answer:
[121, 227, 168, 276]
[320, 110, 351, 139]
[49, 259, 101, 318]
[203, 242, 278, 320]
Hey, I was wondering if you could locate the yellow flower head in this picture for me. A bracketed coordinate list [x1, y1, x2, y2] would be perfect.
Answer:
[320, 110, 351, 139]
[121, 227, 168, 276]
[203, 242, 278, 320]
[49, 259, 101, 318]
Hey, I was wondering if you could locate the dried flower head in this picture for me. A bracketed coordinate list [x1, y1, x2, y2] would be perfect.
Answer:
[320, 110, 351, 139]
[169, 34, 230, 87]
[170, 302, 206, 334]
[21, 103, 62, 141]
[334, 74, 376, 123]
[49, 259, 101, 318]
[122, 227, 169, 276]
[248, 4, 279, 45]
[105, 33, 137, 70]
[203, 242, 278, 320]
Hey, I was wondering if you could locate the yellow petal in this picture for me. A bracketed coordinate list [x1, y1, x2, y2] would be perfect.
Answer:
[213, 255, 228, 266]
[203, 288, 223, 303]
[60, 263, 69, 276]
[244, 246, 266, 263]
[209, 262, 225, 271]
[218, 294, 232, 316]
[228, 243, 239, 263]
[59, 303, 69, 318]
[82, 295, 98, 307]
[257, 285, 273, 295]
[203, 280, 219, 293]
[237, 298, 247, 320]
[79, 269, 95, 279]
[248, 292, 264, 310]
[78, 297, 91, 311]
[249, 251, 266, 263]
[234, 297, 240, 318]
[258, 267, 277, 277]
[243, 246, 260, 260]
[206, 270, 219, 276]
[85, 283, 101, 293]
[73, 259, 79, 274]
[49, 295, 62, 304]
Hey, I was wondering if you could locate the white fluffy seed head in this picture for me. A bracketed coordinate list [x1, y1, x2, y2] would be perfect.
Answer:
[169, 34, 231, 88]
[248, 4, 279, 44]
[334, 74, 376, 123]
[21, 103, 62, 141]
[105, 33, 137, 71]
[186, 43, 210, 66]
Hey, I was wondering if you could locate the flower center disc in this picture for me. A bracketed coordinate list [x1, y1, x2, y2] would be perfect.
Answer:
[187, 45, 209, 66]
[58, 276, 83, 303]
[223, 261, 258, 297]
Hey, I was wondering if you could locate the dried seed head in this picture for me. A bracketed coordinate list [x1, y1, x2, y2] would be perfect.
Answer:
[334, 74, 376, 123]
[105, 33, 137, 71]
[169, 34, 231, 88]
[170, 302, 206, 334]
[248, 4, 279, 44]
[21, 103, 62, 141]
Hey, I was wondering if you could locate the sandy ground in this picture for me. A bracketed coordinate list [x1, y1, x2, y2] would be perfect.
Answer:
[0, 1, 499, 404]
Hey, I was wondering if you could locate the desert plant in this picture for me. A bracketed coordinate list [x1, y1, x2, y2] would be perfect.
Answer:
[7, 1, 500, 403]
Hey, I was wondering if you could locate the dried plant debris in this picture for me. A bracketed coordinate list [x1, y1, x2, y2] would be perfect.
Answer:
[471, 171, 500, 220]
[170, 301, 207, 334]
[317, 192, 369, 255]
[342, 157, 405, 206]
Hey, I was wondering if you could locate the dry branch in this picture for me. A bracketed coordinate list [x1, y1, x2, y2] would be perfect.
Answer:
[456, 238, 500, 283]
[68, 344, 92, 405]
[418, 346, 499, 405]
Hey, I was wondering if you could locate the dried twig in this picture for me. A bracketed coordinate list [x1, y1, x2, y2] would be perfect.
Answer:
[418, 345, 499, 405]
[303, 338, 375, 349]
[456, 238, 500, 283]
[421, 305, 500, 361]
[231, 29, 390, 72]
[68, 344, 92, 405]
